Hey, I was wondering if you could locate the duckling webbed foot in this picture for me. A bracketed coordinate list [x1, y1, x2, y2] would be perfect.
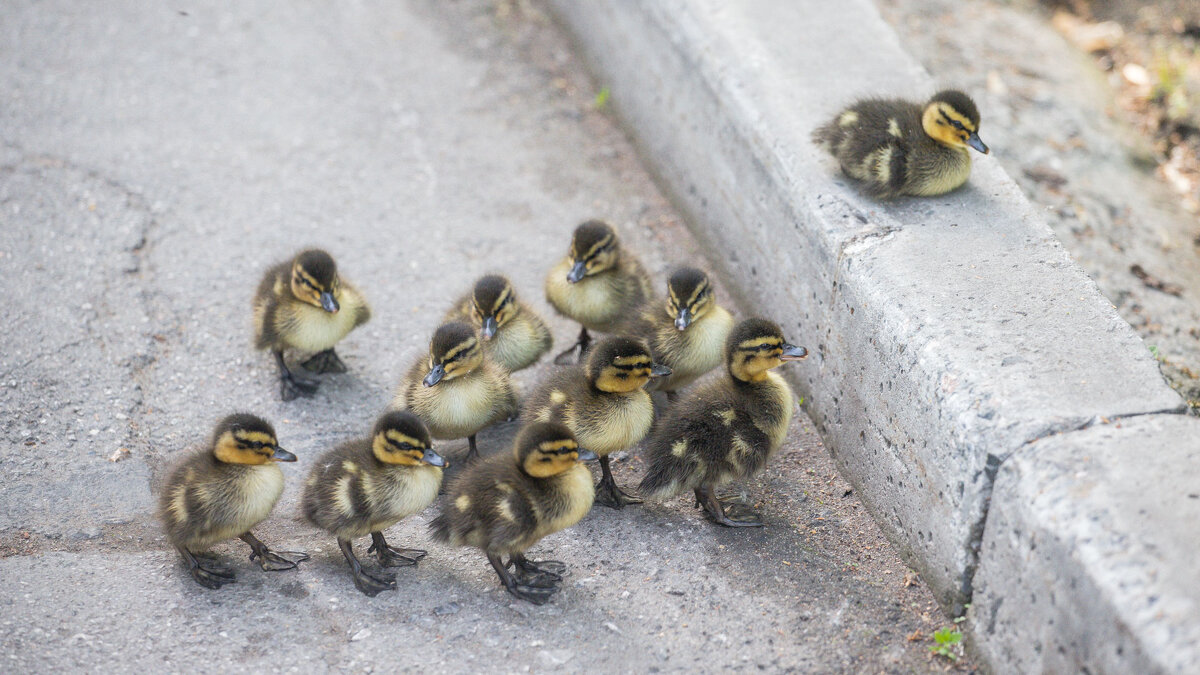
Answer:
[594, 456, 643, 509]
[179, 547, 237, 589]
[489, 553, 559, 605]
[368, 532, 425, 567]
[275, 351, 320, 401]
[695, 486, 764, 528]
[552, 326, 591, 365]
[339, 538, 397, 597]
[301, 348, 347, 374]
[511, 554, 567, 582]
[240, 533, 310, 571]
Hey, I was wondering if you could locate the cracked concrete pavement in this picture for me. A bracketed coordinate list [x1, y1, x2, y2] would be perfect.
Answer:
[1, 1, 965, 672]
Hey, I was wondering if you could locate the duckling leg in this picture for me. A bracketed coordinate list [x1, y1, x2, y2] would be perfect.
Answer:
[239, 532, 310, 571]
[552, 326, 591, 365]
[487, 552, 558, 605]
[178, 547, 237, 589]
[367, 532, 425, 567]
[466, 434, 480, 462]
[593, 455, 643, 509]
[694, 486, 763, 527]
[510, 553, 566, 582]
[275, 350, 320, 401]
[339, 538, 397, 597]
[300, 348, 348, 374]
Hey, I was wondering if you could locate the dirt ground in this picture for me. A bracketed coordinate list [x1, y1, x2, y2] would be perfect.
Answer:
[877, 0, 1200, 408]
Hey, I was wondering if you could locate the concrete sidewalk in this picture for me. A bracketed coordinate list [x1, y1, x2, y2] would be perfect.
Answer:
[546, 0, 1200, 672]
[1, 1, 958, 672]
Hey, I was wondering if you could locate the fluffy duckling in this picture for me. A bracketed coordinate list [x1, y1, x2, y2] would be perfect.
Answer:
[394, 321, 518, 462]
[523, 336, 670, 508]
[638, 318, 807, 527]
[617, 267, 734, 400]
[302, 411, 446, 596]
[430, 421, 599, 605]
[253, 249, 371, 400]
[159, 413, 309, 589]
[545, 220, 653, 364]
[444, 274, 553, 372]
[812, 89, 989, 199]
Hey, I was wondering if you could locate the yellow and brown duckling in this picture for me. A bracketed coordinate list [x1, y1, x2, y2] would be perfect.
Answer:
[444, 274, 553, 373]
[617, 267, 734, 400]
[158, 413, 308, 589]
[302, 411, 446, 596]
[430, 421, 598, 605]
[523, 336, 670, 508]
[394, 321, 517, 462]
[545, 220, 653, 364]
[812, 89, 988, 199]
[638, 318, 807, 527]
[253, 249, 371, 400]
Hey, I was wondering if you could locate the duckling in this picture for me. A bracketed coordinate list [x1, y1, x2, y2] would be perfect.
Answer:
[638, 318, 807, 527]
[158, 413, 309, 589]
[545, 219, 653, 364]
[253, 249, 371, 401]
[444, 274, 553, 372]
[523, 336, 671, 508]
[812, 89, 989, 199]
[302, 410, 446, 596]
[394, 321, 518, 462]
[617, 267, 734, 400]
[430, 421, 599, 605]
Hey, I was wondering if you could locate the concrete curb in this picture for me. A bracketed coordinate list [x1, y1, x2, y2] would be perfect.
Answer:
[546, 0, 1198, 670]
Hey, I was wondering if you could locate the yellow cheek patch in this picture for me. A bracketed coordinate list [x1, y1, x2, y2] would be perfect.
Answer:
[738, 336, 782, 351]
[236, 431, 276, 446]
[540, 440, 578, 453]
[384, 431, 423, 448]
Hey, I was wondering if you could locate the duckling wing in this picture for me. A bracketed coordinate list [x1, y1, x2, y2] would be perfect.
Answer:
[252, 261, 291, 350]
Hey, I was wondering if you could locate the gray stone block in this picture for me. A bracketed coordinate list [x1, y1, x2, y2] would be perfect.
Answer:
[970, 415, 1200, 674]
[547, 0, 1184, 614]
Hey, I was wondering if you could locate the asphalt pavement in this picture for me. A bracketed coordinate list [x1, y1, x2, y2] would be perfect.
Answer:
[0, 2, 955, 671]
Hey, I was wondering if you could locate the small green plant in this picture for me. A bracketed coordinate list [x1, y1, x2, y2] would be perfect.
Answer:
[929, 626, 963, 661]
[593, 87, 611, 109]
[1149, 345, 1161, 360]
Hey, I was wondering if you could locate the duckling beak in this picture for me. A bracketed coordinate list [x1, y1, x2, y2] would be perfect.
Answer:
[674, 308, 693, 331]
[480, 315, 498, 340]
[780, 343, 808, 361]
[577, 448, 599, 462]
[271, 446, 297, 462]
[422, 363, 446, 387]
[650, 363, 673, 377]
[966, 133, 989, 154]
[566, 260, 587, 284]
[320, 291, 340, 314]
[421, 448, 447, 467]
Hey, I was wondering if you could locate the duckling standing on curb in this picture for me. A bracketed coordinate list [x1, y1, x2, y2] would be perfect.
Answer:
[545, 220, 653, 364]
[394, 321, 518, 463]
[639, 318, 807, 527]
[430, 421, 599, 605]
[302, 411, 446, 596]
[812, 89, 988, 199]
[159, 414, 309, 589]
[444, 274, 553, 373]
[618, 267, 734, 401]
[253, 249, 371, 401]
[524, 336, 670, 508]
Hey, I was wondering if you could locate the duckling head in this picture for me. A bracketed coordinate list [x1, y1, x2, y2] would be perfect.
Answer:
[666, 267, 715, 331]
[471, 275, 519, 340]
[211, 413, 296, 465]
[370, 410, 446, 467]
[565, 220, 619, 283]
[422, 321, 483, 387]
[726, 318, 808, 383]
[585, 336, 672, 393]
[514, 421, 599, 478]
[290, 249, 341, 313]
[921, 90, 988, 154]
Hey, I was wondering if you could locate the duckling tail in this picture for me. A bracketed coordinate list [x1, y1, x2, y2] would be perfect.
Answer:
[428, 512, 452, 544]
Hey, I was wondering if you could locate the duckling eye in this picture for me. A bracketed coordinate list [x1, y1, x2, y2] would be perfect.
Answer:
[951, 120, 965, 131]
